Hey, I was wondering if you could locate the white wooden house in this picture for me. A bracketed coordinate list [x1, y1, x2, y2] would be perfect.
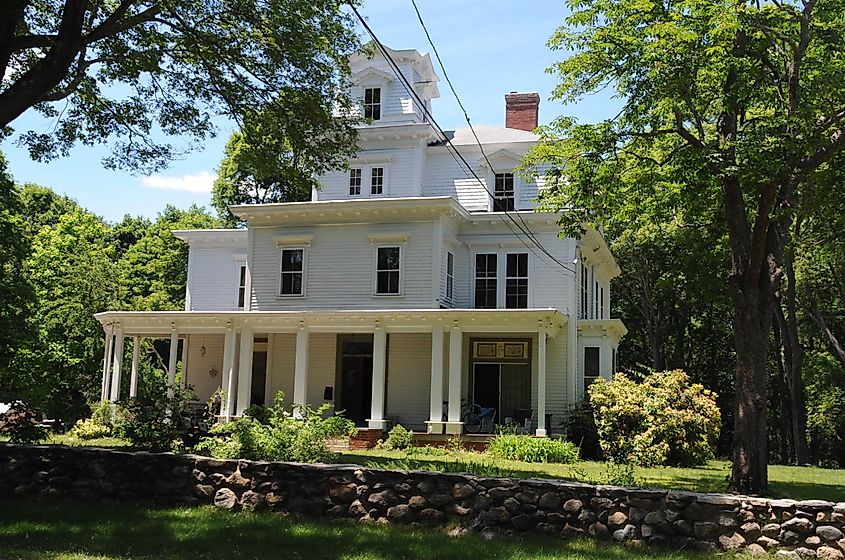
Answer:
[96, 46, 626, 437]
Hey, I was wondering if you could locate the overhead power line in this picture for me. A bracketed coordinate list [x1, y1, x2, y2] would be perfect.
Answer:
[349, 5, 574, 276]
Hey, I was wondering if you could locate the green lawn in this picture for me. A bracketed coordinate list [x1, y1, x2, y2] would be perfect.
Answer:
[0, 496, 709, 560]
[340, 449, 845, 502]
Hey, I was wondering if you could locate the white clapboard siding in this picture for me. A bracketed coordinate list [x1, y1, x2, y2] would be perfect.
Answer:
[187, 248, 243, 311]
[385, 333, 432, 430]
[423, 151, 489, 211]
[315, 146, 419, 201]
[529, 231, 575, 312]
[249, 222, 434, 310]
[184, 334, 224, 401]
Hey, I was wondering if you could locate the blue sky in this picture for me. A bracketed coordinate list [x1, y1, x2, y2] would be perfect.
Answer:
[1, 0, 620, 222]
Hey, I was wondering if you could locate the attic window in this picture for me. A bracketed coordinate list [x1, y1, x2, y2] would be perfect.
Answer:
[364, 87, 381, 120]
[493, 173, 515, 211]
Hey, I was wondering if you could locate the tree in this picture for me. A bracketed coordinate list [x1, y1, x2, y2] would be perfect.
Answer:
[211, 99, 357, 224]
[1, 1, 360, 173]
[531, 0, 845, 494]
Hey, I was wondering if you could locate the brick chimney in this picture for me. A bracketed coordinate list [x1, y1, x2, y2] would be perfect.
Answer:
[505, 92, 540, 132]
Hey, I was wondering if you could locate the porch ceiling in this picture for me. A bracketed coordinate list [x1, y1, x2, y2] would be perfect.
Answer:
[94, 308, 568, 337]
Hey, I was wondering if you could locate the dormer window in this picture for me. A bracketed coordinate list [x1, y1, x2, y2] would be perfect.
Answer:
[493, 173, 515, 211]
[364, 87, 381, 120]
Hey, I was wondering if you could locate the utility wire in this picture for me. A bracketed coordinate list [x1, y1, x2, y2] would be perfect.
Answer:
[350, 6, 574, 275]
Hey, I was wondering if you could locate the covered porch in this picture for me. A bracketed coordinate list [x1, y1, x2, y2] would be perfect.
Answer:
[94, 309, 568, 436]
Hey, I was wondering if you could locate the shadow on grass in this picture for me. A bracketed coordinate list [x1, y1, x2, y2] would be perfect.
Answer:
[0, 496, 707, 560]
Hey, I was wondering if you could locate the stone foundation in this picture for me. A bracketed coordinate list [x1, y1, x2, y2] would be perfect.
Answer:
[1, 444, 844, 558]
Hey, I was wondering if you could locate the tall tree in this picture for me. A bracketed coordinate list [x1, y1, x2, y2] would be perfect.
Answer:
[530, 0, 845, 494]
[1, 1, 360, 173]
[211, 99, 358, 224]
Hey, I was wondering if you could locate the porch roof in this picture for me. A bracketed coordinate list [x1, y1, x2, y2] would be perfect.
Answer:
[94, 308, 568, 337]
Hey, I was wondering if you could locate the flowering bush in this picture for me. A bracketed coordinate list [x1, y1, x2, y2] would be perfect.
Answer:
[589, 370, 720, 467]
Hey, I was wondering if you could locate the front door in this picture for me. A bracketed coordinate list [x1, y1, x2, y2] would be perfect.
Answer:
[338, 337, 373, 426]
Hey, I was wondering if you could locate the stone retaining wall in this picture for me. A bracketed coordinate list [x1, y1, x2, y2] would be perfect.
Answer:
[2, 443, 844, 558]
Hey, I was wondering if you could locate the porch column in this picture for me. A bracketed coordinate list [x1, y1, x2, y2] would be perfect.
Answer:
[235, 326, 254, 416]
[222, 324, 236, 420]
[167, 327, 179, 396]
[536, 329, 548, 437]
[426, 325, 445, 434]
[129, 336, 141, 398]
[368, 323, 388, 430]
[445, 324, 463, 434]
[109, 329, 124, 402]
[100, 324, 114, 402]
[292, 324, 309, 418]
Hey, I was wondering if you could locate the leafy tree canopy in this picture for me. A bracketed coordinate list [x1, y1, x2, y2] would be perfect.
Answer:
[1, 0, 361, 173]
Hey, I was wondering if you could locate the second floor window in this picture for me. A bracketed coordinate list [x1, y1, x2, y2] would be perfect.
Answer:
[493, 172, 515, 211]
[445, 251, 455, 302]
[474, 253, 497, 308]
[349, 168, 362, 196]
[579, 262, 588, 319]
[364, 87, 381, 120]
[376, 246, 400, 295]
[371, 167, 384, 195]
[505, 253, 528, 308]
[237, 265, 247, 309]
[280, 248, 304, 296]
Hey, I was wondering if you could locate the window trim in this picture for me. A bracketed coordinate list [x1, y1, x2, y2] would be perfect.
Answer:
[492, 172, 516, 212]
[370, 165, 386, 196]
[236, 263, 247, 310]
[348, 164, 389, 198]
[363, 86, 382, 121]
[277, 247, 308, 298]
[348, 167, 363, 196]
[505, 252, 529, 309]
[373, 244, 403, 297]
[472, 252, 499, 309]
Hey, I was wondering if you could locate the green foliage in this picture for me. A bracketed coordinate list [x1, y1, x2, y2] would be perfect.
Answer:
[589, 370, 720, 467]
[569, 462, 640, 488]
[0, 402, 48, 444]
[67, 417, 112, 440]
[194, 392, 356, 463]
[4, 1, 362, 174]
[804, 351, 845, 468]
[559, 401, 602, 461]
[113, 382, 201, 452]
[486, 435, 579, 464]
[366, 457, 516, 478]
[378, 424, 413, 451]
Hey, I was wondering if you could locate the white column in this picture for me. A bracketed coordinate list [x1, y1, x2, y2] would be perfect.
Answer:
[292, 324, 309, 416]
[536, 329, 548, 437]
[109, 329, 124, 402]
[129, 336, 141, 398]
[426, 325, 445, 434]
[368, 324, 388, 430]
[222, 325, 236, 420]
[446, 324, 463, 434]
[235, 326, 254, 416]
[167, 328, 179, 395]
[100, 324, 114, 402]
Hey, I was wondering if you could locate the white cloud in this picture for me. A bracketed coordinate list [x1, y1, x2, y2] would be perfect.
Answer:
[140, 171, 216, 193]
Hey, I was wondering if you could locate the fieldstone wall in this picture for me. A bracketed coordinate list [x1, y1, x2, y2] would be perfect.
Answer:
[2, 443, 844, 558]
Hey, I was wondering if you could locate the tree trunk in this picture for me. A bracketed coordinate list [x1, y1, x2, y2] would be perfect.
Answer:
[730, 291, 771, 495]
[773, 319, 794, 463]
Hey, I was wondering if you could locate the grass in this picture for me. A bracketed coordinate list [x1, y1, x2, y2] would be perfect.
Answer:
[340, 448, 845, 502]
[0, 496, 710, 560]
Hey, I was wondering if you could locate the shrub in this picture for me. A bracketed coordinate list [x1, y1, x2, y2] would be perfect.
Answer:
[486, 434, 579, 464]
[0, 401, 48, 444]
[589, 369, 720, 467]
[67, 417, 112, 440]
[113, 384, 201, 452]
[559, 400, 602, 460]
[194, 392, 356, 463]
[378, 424, 413, 450]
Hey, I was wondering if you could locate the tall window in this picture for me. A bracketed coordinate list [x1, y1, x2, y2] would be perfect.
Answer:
[237, 265, 247, 309]
[493, 173, 515, 211]
[364, 87, 381, 120]
[349, 168, 362, 196]
[505, 253, 528, 308]
[445, 251, 455, 302]
[371, 167, 384, 195]
[474, 253, 497, 308]
[376, 246, 400, 295]
[584, 347, 600, 394]
[579, 262, 588, 319]
[595, 278, 600, 319]
[280, 249, 304, 296]
[599, 286, 605, 319]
